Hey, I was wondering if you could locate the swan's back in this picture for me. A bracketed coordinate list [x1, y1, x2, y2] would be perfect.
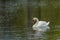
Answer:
[38, 21, 49, 26]
[35, 21, 50, 31]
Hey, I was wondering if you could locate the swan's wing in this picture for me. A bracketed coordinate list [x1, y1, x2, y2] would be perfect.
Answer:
[37, 21, 47, 26]
[37, 22, 50, 31]
[38, 21, 50, 26]
[37, 25, 50, 31]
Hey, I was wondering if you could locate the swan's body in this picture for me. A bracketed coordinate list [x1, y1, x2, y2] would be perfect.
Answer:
[32, 17, 50, 32]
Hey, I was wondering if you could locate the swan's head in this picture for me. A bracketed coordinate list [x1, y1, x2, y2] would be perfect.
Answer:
[32, 17, 39, 24]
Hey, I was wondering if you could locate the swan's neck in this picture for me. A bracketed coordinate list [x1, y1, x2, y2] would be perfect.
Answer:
[34, 19, 39, 25]
[33, 19, 39, 30]
[33, 18, 39, 25]
[36, 19, 39, 23]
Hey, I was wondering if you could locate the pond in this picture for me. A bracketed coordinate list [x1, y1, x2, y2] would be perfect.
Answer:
[0, 0, 60, 40]
[0, 25, 60, 40]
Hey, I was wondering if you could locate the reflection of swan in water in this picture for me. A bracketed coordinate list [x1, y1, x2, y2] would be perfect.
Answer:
[32, 17, 50, 40]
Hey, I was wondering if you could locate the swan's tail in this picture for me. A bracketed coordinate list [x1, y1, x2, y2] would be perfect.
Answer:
[46, 22, 50, 25]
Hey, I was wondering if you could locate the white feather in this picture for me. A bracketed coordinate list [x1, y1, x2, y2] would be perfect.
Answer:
[32, 17, 50, 32]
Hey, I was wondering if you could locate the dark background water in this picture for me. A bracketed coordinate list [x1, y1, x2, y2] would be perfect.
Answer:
[0, 0, 60, 40]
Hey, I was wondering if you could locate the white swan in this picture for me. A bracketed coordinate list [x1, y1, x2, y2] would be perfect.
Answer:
[32, 17, 50, 32]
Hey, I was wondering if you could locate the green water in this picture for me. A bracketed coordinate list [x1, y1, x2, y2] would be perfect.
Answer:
[0, 0, 60, 40]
